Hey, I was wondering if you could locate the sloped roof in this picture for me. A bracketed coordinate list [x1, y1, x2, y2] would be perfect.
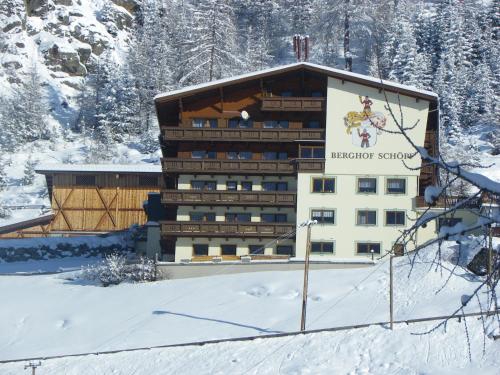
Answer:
[0, 214, 54, 235]
[35, 163, 162, 174]
[154, 62, 438, 103]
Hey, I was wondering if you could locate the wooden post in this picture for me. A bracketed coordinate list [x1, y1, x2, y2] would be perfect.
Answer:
[389, 254, 394, 330]
[488, 226, 493, 284]
[300, 222, 312, 332]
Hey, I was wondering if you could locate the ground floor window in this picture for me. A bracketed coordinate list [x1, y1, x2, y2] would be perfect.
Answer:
[248, 245, 264, 255]
[221, 244, 237, 255]
[357, 242, 381, 254]
[311, 242, 335, 254]
[385, 210, 406, 226]
[193, 244, 209, 256]
[276, 245, 293, 256]
[438, 217, 463, 230]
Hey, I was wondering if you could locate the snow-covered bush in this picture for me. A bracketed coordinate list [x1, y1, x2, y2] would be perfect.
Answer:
[81, 254, 156, 286]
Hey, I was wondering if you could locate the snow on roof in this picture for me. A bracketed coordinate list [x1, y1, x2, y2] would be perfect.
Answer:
[154, 62, 438, 102]
[35, 163, 162, 174]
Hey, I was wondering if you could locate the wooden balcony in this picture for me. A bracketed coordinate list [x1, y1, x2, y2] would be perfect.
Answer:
[415, 196, 482, 209]
[261, 96, 326, 111]
[162, 158, 296, 175]
[161, 127, 325, 142]
[295, 158, 325, 173]
[161, 189, 296, 206]
[160, 221, 296, 238]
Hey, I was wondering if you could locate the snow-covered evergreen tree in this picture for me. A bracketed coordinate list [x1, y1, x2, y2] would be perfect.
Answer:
[22, 156, 36, 186]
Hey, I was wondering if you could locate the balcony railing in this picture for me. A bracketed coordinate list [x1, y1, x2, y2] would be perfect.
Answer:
[162, 158, 296, 175]
[162, 190, 296, 206]
[161, 127, 325, 142]
[295, 158, 325, 173]
[261, 97, 326, 111]
[161, 221, 296, 238]
[415, 196, 482, 209]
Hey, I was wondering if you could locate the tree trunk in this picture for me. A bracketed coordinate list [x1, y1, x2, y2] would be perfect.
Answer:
[344, 0, 352, 72]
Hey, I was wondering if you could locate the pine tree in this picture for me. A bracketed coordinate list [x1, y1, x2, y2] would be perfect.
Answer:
[0, 157, 7, 192]
[181, 0, 243, 83]
[22, 156, 36, 185]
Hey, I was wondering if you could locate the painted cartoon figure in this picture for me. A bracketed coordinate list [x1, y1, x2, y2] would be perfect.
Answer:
[359, 95, 373, 117]
[357, 127, 371, 148]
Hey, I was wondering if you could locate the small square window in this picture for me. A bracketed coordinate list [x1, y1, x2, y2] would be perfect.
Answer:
[227, 181, 237, 191]
[386, 211, 405, 226]
[311, 242, 334, 254]
[357, 178, 376, 194]
[221, 244, 237, 255]
[311, 210, 335, 224]
[312, 178, 335, 193]
[248, 245, 264, 255]
[276, 245, 293, 255]
[241, 181, 252, 191]
[357, 210, 377, 225]
[387, 178, 406, 194]
[75, 175, 96, 186]
[138, 175, 158, 187]
[357, 243, 381, 254]
[193, 244, 209, 256]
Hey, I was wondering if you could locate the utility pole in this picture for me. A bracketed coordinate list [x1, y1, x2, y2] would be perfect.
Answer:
[488, 225, 493, 285]
[24, 361, 41, 375]
[389, 254, 394, 330]
[300, 219, 317, 332]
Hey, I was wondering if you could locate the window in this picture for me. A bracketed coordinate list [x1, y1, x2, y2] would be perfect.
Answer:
[248, 245, 264, 255]
[227, 181, 237, 191]
[438, 217, 463, 230]
[311, 210, 335, 224]
[191, 180, 216, 190]
[262, 181, 288, 191]
[263, 151, 288, 160]
[227, 151, 252, 160]
[357, 242, 381, 254]
[261, 213, 287, 223]
[281, 91, 293, 97]
[386, 211, 406, 226]
[221, 244, 237, 255]
[263, 120, 289, 129]
[357, 178, 376, 194]
[190, 212, 216, 222]
[241, 181, 253, 191]
[386, 178, 406, 194]
[228, 118, 253, 128]
[312, 178, 335, 193]
[75, 175, 96, 186]
[193, 244, 209, 256]
[311, 242, 334, 254]
[192, 118, 217, 128]
[357, 210, 377, 225]
[311, 91, 323, 97]
[300, 146, 325, 158]
[276, 245, 293, 255]
[225, 213, 251, 222]
[192, 150, 216, 159]
[305, 120, 320, 128]
[138, 175, 158, 187]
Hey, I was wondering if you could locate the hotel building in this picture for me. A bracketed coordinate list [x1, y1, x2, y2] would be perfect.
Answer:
[154, 62, 441, 262]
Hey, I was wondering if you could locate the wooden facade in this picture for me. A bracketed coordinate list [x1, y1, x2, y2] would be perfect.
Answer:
[23, 167, 164, 236]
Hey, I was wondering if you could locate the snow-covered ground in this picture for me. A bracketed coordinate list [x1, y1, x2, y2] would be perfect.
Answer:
[1, 317, 498, 375]
[0, 241, 497, 374]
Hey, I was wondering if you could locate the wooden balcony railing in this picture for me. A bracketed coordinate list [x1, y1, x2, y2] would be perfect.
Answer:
[161, 127, 325, 142]
[160, 221, 296, 238]
[162, 190, 296, 206]
[261, 97, 326, 111]
[415, 196, 482, 209]
[295, 158, 325, 173]
[162, 158, 296, 175]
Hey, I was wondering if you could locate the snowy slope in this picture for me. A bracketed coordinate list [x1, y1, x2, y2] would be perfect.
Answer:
[1, 318, 498, 375]
[0, 241, 497, 363]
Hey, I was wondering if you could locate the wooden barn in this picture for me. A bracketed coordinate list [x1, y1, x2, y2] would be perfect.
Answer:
[30, 164, 163, 235]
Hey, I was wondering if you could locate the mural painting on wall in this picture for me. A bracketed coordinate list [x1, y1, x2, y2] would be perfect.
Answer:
[344, 95, 387, 148]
